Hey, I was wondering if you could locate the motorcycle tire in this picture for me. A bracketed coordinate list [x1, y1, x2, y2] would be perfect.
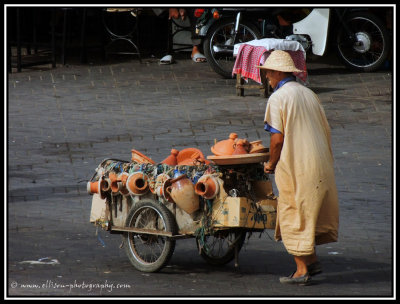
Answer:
[336, 11, 390, 72]
[203, 17, 262, 79]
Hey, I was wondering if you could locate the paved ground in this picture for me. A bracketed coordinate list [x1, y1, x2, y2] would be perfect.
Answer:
[6, 50, 394, 299]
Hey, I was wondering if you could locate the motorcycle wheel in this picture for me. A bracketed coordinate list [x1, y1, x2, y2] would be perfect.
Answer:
[336, 11, 390, 72]
[203, 18, 262, 79]
[124, 199, 177, 272]
[196, 229, 246, 266]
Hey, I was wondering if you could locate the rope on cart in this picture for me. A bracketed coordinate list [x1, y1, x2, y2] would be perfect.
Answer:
[194, 199, 214, 254]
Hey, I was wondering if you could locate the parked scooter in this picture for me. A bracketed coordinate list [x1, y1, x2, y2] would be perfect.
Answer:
[193, 7, 390, 78]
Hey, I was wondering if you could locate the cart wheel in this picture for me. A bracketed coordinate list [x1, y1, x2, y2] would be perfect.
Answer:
[124, 199, 177, 272]
[196, 230, 246, 266]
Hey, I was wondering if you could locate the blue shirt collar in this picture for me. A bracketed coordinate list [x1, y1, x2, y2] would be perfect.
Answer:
[274, 75, 296, 92]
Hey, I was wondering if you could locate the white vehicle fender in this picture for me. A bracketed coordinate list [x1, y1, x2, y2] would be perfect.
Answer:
[292, 8, 330, 56]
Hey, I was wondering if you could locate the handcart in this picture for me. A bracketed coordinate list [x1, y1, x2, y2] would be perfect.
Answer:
[87, 140, 277, 273]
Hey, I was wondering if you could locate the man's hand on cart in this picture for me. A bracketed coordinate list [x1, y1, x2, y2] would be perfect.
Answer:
[264, 161, 275, 174]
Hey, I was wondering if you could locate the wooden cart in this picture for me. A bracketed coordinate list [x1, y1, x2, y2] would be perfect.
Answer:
[88, 155, 276, 273]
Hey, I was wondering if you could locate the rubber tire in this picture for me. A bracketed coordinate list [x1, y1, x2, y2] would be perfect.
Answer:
[196, 230, 246, 266]
[124, 199, 177, 273]
[336, 11, 390, 72]
[203, 18, 262, 79]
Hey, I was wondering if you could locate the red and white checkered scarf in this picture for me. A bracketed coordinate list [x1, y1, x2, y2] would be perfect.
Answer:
[232, 44, 307, 84]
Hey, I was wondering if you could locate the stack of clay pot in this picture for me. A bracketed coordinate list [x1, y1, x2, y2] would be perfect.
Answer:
[108, 172, 130, 196]
[211, 132, 268, 156]
[131, 147, 212, 166]
[160, 148, 210, 166]
[87, 170, 150, 198]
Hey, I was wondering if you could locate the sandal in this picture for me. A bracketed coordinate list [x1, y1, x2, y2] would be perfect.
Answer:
[191, 52, 207, 63]
[279, 271, 312, 286]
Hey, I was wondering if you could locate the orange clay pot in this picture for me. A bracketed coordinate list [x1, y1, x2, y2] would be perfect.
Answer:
[108, 172, 121, 195]
[87, 180, 100, 195]
[165, 174, 199, 214]
[249, 140, 269, 154]
[177, 148, 204, 165]
[161, 149, 179, 166]
[87, 176, 108, 199]
[131, 149, 156, 164]
[232, 139, 249, 155]
[178, 155, 201, 166]
[126, 172, 149, 196]
[118, 172, 130, 196]
[100, 178, 111, 192]
[211, 133, 238, 156]
[194, 174, 220, 199]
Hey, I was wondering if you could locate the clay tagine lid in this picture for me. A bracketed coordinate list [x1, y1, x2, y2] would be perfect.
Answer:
[211, 133, 238, 156]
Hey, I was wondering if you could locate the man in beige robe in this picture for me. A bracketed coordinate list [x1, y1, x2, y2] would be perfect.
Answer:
[257, 50, 339, 285]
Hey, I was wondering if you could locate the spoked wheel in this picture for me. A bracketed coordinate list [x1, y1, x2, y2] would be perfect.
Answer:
[203, 18, 262, 78]
[196, 229, 246, 266]
[124, 199, 177, 272]
[336, 11, 390, 72]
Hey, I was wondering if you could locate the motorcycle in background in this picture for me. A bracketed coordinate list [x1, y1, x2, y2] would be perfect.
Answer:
[193, 7, 390, 78]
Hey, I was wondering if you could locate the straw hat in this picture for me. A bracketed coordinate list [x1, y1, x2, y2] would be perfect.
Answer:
[256, 50, 303, 73]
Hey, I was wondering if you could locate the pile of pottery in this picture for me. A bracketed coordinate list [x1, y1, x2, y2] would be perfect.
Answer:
[88, 167, 221, 215]
[88, 133, 267, 215]
[87, 148, 221, 215]
[131, 148, 210, 166]
[87, 169, 153, 200]
[210, 132, 268, 156]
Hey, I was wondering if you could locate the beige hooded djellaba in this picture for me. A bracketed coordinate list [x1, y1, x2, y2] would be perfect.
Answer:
[264, 81, 339, 256]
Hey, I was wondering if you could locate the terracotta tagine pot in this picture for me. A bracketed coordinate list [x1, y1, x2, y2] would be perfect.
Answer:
[176, 148, 204, 165]
[211, 133, 238, 156]
[161, 149, 179, 166]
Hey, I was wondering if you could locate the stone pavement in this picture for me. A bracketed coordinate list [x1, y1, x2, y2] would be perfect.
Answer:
[6, 52, 394, 298]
